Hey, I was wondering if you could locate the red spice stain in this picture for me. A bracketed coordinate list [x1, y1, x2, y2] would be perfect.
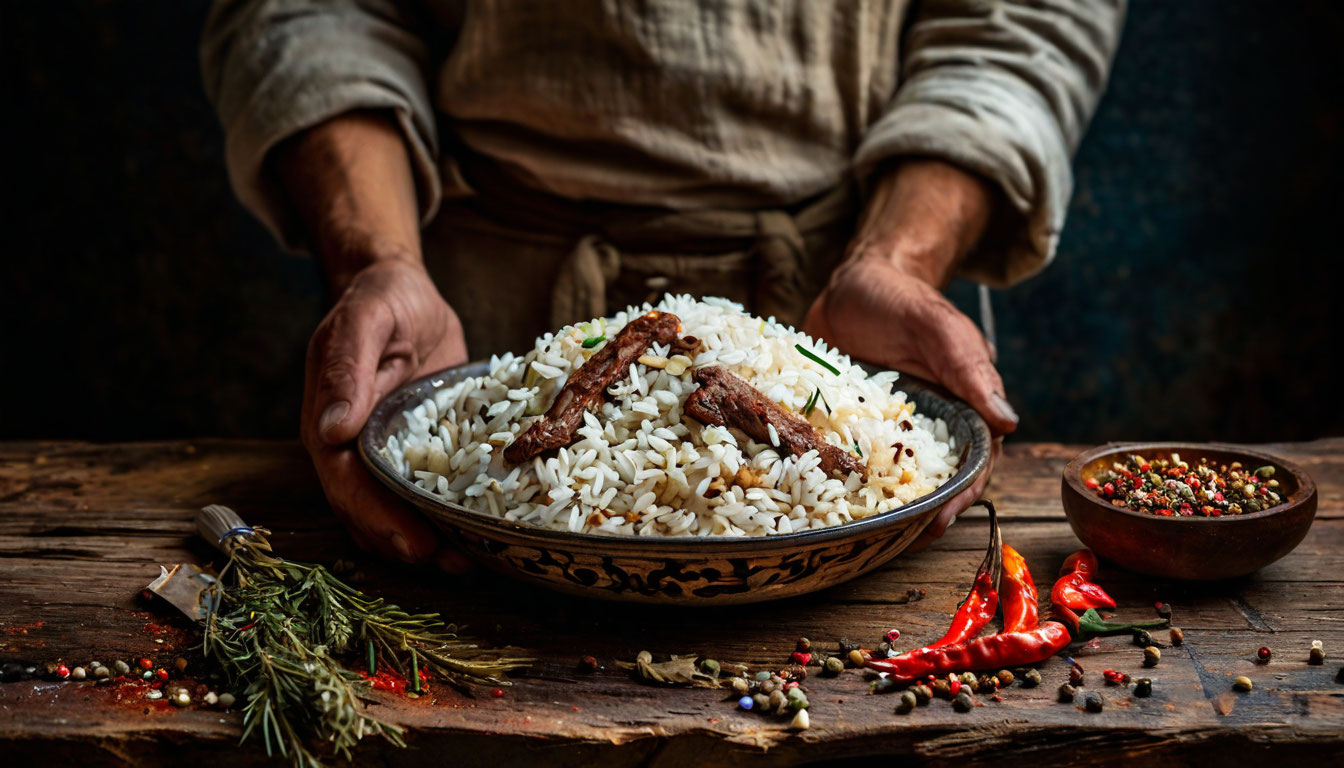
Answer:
[2, 621, 45, 635]
[359, 668, 431, 695]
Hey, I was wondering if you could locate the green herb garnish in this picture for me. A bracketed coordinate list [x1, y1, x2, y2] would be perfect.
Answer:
[203, 527, 529, 768]
[581, 335, 606, 349]
[795, 344, 840, 375]
[802, 389, 821, 416]
[854, 443, 863, 458]
[816, 388, 832, 414]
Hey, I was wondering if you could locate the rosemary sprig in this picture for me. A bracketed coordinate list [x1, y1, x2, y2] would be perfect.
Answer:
[202, 528, 529, 768]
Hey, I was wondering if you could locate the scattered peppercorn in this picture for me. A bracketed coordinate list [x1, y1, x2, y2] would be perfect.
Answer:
[1084, 692, 1105, 712]
[92, 666, 110, 680]
[912, 684, 933, 705]
[155, 668, 170, 682]
[71, 666, 86, 681]
[738, 695, 754, 711]
[1133, 629, 1154, 647]
[1023, 669, 1042, 687]
[848, 650, 867, 668]
[1170, 628, 1184, 647]
[1233, 676, 1253, 692]
[578, 655, 598, 673]
[976, 674, 998, 694]
[1102, 669, 1126, 686]
[700, 659, 721, 677]
[1309, 647, 1325, 665]
[755, 671, 771, 682]
[769, 690, 787, 712]
[823, 657, 844, 676]
[138, 658, 154, 670]
[790, 708, 810, 730]
[113, 660, 131, 676]
[1069, 665, 1085, 687]
[871, 677, 898, 695]
[731, 677, 750, 695]
[931, 679, 951, 699]
[173, 657, 188, 673]
[949, 679, 962, 697]
[1090, 454, 1283, 516]
[1134, 678, 1153, 697]
[1256, 647, 1271, 664]
[217, 693, 236, 708]
[1058, 683, 1076, 703]
[1155, 602, 1172, 618]
[1143, 646, 1162, 667]
[953, 692, 974, 712]
[895, 690, 917, 714]
[886, 629, 902, 644]
[752, 693, 771, 712]
[959, 671, 978, 686]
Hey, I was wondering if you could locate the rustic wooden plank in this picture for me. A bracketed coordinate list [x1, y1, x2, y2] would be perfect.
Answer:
[1, 439, 1341, 767]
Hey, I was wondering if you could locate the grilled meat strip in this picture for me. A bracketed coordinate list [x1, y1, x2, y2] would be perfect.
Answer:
[504, 311, 681, 463]
[684, 366, 867, 480]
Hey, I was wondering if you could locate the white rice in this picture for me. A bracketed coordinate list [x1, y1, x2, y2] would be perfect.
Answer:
[383, 295, 959, 537]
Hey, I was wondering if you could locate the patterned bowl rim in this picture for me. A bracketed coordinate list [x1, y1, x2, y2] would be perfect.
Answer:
[359, 360, 991, 552]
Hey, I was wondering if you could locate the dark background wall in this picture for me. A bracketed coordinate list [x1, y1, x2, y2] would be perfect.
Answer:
[3, 1, 1340, 444]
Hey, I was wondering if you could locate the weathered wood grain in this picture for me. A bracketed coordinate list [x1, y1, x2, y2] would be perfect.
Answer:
[1, 439, 1341, 767]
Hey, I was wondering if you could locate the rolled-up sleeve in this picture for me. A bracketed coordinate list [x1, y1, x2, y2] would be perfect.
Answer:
[855, 0, 1126, 286]
[201, 0, 441, 250]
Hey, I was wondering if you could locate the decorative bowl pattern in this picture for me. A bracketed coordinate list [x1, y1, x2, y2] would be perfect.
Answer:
[1061, 442, 1317, 580]
[360, 362, 991, 605]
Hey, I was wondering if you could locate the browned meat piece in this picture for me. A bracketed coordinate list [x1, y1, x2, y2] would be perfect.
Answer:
[504, 311, 681, 463]
[684, 366, 867, 480]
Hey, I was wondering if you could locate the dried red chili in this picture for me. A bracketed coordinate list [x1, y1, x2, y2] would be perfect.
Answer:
[1051, 549, 1116, 610]
[1000, 544, 1039, 633]
[928, 501, 1002, 648]
[867, 623, 1072, 684]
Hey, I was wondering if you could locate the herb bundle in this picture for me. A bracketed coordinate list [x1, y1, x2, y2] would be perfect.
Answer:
[198, 506, 528, 768]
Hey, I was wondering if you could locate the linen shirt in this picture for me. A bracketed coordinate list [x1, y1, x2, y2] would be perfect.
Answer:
[202, 0, 1125, 287]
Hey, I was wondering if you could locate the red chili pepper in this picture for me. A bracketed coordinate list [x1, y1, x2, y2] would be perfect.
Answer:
[928, 501, 1002, 648]
[1000, 544, 1039, 633]
[867, 622, 1071, 684]
[1052, 549, 1115, 610]
[1059, 549, 1098, 579]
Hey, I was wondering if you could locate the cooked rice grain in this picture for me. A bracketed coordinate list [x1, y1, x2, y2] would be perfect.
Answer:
[384, 295, 958, 537]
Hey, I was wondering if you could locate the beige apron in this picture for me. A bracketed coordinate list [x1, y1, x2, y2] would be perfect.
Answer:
[422, 154, 858, 359]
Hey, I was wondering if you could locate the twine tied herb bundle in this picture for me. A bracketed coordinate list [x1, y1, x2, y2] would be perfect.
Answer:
[198, 506, 528, 768]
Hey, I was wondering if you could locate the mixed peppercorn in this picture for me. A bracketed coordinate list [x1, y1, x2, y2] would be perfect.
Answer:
[1086, 453, 1286, 517]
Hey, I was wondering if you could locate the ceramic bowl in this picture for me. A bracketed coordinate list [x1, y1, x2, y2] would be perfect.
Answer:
[1061, 442, 1317, 580]
[359, 361, 991, 605]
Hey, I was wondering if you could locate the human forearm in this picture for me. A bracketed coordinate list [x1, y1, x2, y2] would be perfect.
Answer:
[848, 159, 995, 289]
[275, 110, 423, 294]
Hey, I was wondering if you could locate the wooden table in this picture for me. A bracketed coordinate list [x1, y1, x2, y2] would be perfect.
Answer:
[1, 440, 1341, 766]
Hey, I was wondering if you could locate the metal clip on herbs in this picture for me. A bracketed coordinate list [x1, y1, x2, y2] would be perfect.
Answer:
[867, 501, 1072, 685]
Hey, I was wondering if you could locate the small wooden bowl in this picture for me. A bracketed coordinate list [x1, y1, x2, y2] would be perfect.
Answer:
[1061, 442, 1317, 580]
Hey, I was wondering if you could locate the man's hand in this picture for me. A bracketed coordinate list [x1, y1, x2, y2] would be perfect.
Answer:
[805, 160, 1018, 538]
[301, 258, 468, 566]
[277, 110, 471, 571]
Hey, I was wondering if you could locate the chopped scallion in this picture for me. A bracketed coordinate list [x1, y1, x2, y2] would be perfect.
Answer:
[795, 344, 840, 375]
[802, 389, 820, 416]
[854, 443, 863, 457]
[581, 335, 606, 349]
